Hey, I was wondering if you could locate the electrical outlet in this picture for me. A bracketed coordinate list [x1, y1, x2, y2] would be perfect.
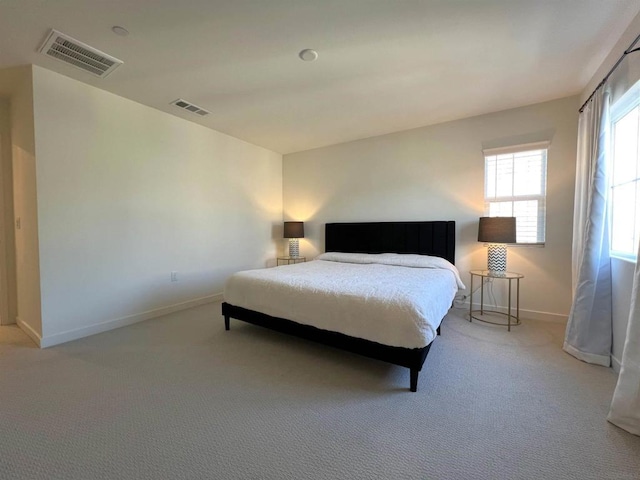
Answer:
[170, 271, 178, 282]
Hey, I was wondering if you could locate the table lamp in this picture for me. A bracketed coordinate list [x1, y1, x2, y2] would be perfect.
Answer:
[478, 217, 516, 274]
[283, 221, 304, 258]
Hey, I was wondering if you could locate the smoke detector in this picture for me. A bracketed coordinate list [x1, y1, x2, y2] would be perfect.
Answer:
[39, 29, 123, 78]
[298, 49, 318, 62]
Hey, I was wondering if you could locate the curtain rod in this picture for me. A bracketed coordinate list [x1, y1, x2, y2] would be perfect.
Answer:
[579, 32, 640, 113]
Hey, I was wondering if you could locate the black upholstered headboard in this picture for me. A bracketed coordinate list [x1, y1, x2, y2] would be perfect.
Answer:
[325, 221, 456, 265]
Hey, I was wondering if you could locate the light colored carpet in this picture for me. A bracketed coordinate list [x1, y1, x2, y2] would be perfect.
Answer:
[1, 303, 638, 480]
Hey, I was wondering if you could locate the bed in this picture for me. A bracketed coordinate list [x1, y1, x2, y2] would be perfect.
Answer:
[221, 221, 459, 392]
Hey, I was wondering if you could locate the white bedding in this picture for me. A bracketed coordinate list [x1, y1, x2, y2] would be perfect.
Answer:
[224, 253, 464, 349]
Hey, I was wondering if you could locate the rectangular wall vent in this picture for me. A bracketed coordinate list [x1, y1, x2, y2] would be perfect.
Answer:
[171, 99, 210, 116]
[38, 29, 123, 78]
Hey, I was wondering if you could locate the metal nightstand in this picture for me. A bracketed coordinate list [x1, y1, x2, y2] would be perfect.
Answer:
[277, 256, 306, 266]
[469, 270, 524, 331]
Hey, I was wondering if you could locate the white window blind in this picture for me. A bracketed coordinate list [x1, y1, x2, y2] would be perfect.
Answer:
[483, 143, 548, 244]
[610, 83, 640, 261]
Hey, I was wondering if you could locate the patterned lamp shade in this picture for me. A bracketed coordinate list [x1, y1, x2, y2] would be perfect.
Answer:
[283, 222, 304, 258]
[478, 217, 516, 273]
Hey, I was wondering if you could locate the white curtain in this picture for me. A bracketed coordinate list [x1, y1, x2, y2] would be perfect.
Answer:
[564, 90, 612, 367]
[571, 94, 601, 289]
[607, 240, 640, 436]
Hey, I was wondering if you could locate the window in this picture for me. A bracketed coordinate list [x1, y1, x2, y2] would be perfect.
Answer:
[610, 83, 640, 261]
[483, 142, 548, 244]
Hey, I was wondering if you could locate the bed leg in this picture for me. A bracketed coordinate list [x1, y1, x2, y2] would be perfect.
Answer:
[224, 315, 230, 331]
[437, 325, 441, 336]
[410, 368, 419, 392]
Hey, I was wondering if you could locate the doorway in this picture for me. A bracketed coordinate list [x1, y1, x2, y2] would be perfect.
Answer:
[0, 133, 8, 325]
[0, 102, 17, 326]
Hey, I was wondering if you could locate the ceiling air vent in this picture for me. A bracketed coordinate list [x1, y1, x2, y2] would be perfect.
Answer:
[38, 29, 123, 78]
[171, 99, 211, 117]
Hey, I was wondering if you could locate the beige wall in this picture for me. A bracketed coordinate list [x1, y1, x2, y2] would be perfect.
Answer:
[284, 96, 579, 320]
[29, 66, 282, 345]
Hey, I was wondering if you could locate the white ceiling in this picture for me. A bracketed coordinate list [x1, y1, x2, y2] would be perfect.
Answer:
[0, 1, 638, 154]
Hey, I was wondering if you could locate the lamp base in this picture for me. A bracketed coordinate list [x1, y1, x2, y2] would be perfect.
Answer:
[487, 244, 508, 273]
[288, 238, 300, 258]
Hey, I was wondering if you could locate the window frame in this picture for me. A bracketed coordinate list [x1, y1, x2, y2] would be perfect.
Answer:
[483, 141, 549, 246]
[609, 81, 640, 263]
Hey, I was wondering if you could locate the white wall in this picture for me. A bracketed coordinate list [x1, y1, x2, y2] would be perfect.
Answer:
[582, 11, 640, 370]
[284, 96, 578, 320]
[611, 259, 635, 370]
[30, 66, 282, 345]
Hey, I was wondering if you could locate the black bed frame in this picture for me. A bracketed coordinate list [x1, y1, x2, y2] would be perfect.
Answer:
[222, 221, 456, 392]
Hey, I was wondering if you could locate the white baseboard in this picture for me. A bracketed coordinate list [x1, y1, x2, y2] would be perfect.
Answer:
[456, 302, 568, 324]
[38, 293, 223, 348]
[611, 355, 622, 374]
[514, 308, 567, 324]
[16, 316, 42, 347]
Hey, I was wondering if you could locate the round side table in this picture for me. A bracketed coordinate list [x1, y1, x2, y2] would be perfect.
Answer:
[469, 270, 524, 331]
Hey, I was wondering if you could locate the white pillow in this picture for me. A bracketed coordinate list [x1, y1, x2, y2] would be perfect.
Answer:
[316, 252, 380, 264]
[316, 252, 465, 289]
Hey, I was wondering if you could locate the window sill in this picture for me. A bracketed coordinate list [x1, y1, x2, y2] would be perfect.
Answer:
[509, 243, 545, 248]
[610, 253, 637, 264]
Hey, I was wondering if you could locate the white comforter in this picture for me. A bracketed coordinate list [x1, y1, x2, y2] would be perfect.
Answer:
[224, 253, 464, 349]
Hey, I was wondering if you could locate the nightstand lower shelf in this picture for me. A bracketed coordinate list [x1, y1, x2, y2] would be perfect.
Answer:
[469, 310, 521, 328]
